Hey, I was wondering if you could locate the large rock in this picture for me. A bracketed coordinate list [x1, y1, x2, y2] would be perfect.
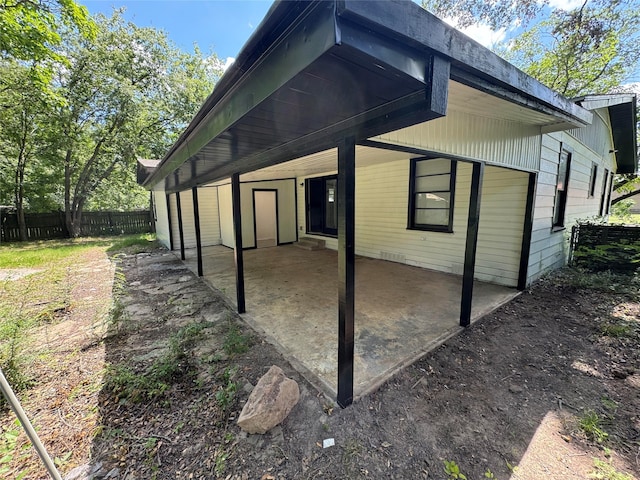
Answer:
[237, 365, 300, 434]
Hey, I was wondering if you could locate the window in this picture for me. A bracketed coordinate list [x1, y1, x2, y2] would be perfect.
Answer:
[553, 147, 572, 229]
[408, 157, 456, 232]
[599, 168, 610, 216]
[588, 163, 598, 198]
[306, 175, 337, 236]
[604, 171, 614, 215]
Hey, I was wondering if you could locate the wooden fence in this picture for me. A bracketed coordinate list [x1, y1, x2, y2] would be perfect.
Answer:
[0, 210, 152, 242]
[570, 223, 640, 272]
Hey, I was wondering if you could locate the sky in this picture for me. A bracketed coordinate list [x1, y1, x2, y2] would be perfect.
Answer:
[81, 0, 274, 65]
[79, 0, 516, 66]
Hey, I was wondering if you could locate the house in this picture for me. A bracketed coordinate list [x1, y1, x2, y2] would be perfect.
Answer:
[140, 0, 638, 406]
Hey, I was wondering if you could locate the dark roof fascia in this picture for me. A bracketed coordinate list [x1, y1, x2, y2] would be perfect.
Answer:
[143, 1, 317, 188]
[609, 96, 638, 174]
[336, 0, 592, 129]
[145, 0, 594, 190]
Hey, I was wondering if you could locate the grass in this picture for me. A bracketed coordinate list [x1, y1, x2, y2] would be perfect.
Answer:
[590, 459, 634, 480]
[579, 410, 609, 444]
[553, 268, 640, 300]
[0, 234, 156, 402]
[105, 321, 211, 403]
[608, 214, 640, 225]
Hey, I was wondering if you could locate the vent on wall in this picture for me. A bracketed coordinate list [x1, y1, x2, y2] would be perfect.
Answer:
[380, 251, 406, 264]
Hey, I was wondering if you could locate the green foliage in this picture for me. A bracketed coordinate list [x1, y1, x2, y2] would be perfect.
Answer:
[610, 200, 635, 219]
[106, 233, 157, 255]
[506, 3, 640, 97]
[0, 421, 30, 476]
[105, 321, 210, 403]
[579, 410, 609, 444]
[572, 241, 640, 272]
[215, 367, 238, 411]
[484, 469, 495, 479]
[443, 460, 467, 479]
[0, 0, 95, 63]
[590, 459, 634, 480]
[600, 321, 633, 338]
[421, 0, 543, 30]
[0, 242, 92, 268]
[222, 323, 251, 357]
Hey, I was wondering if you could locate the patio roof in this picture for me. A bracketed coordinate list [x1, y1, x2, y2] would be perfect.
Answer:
[144, 0, 592, 194]
[576, 94, 638, 174]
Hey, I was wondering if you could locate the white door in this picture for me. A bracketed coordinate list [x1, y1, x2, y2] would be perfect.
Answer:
[254, 190, 277, 248]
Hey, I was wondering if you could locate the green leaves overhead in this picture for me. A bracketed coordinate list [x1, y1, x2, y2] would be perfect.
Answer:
[0, 0, 95, 62]
[0, 7, 220, 237]
[506, 2, 640, 97]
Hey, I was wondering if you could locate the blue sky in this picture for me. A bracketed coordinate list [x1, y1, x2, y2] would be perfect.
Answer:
[81, 0, 274, 62]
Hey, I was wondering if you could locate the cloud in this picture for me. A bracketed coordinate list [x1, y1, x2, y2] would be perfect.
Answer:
[546, 0, 585, 10]
[442, 16, 507, 47]
[223, 57, 235, 71]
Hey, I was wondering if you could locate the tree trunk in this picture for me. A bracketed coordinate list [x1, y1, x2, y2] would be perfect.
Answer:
[64, 148, 75, 237]
[14, 133, 28, 242]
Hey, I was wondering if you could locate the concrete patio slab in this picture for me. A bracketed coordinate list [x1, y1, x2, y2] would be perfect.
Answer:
[182, 245, 518, 399]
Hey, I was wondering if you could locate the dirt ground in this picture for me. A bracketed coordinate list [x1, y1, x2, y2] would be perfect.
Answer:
[1, 246, 639, 480]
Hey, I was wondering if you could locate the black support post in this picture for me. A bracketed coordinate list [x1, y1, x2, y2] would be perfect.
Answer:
[231, 173, 246, 314]
[337, 136, 356, 408]
[176, 191, 185, 261]
[166, 194, 174, 251]
[192, 187, 203, 277]
[460, 162, 484, 327]
[517, 173, 537, 291]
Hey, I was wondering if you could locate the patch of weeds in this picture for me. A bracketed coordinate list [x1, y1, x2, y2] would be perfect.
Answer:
[215, 367, 238, 411]
[443, 460, 467, 479]
[342, 439, 362, 477]
[580, 410, 609, 444]
[106, 233, 158, 255]
[556, 268, 640, 299]
[590, 459, 634, 480]
[600, 322, 633, 338]
[0, 421, 31, 476]
[484, 469, 495, 479]
[53, 451, 72, 468]
[222, 322, 251, 357]
[105, 322, 211, 403]
[214, 448, 227, 476]
[505, 461, 519, 474]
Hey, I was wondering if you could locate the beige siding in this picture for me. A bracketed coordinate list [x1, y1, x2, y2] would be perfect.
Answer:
[371, 109, 542, 171]
[476, 167, 528, 286]
[197, 186, 221, 246]
[240, 180, 297, 247]
[178, 191, 197, 249]
[152, 186, 170, 249]
[527, 121, 616, 283]
[296, 156, 527, 286]
[168, 193, 180, 251]
[218, 184, 234, 248]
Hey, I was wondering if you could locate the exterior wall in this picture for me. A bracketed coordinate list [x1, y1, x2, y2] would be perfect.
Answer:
[296, 156, 528, 287]
[152, 185, 170, 249]
[527, 109, 616, 283]
[197, 186, 222, 246]
[218, 184, 234, 248]
[240, 180, 297, 248]
[168, 193, 180, 251]
[178, 190, 197, 249]
[371, 109, 542, 172]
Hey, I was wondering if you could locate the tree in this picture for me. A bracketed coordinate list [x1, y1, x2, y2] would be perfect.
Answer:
[421, 0, 544, 30]
[505, 1, 640, 98]
[0, 61, 54, 240]
[0, 0, 94, 62]
[46, 12, 219, 236]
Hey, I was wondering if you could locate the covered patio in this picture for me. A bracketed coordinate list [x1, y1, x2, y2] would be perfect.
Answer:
[182, 245, 518, 399]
